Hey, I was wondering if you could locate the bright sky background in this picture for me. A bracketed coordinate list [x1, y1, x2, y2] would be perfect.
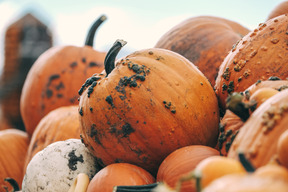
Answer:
[0, 0, 286, 69]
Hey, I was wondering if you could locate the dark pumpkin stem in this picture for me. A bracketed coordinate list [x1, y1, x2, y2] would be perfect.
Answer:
[85, 14, 107, 47]
[225, 92, 251, 121]
[113, 183, 158, 192]
[238, 151, 255, 173]
[4, 178, 20, 192]
[104, 39, 127, 76]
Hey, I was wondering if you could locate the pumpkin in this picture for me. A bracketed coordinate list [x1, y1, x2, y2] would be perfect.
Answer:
[86, 163, 155, 192]
[227, 88, 288, 169]
[277, 129, 288, 168]
[79, 39, 220, 175]
[0, 129, 29, 192]
[20, 15, 107, 137]
[202, 162, 288, 192]
[22, 139, 99, 192]
[267, 1, 288, 20]
[156, 145, 219, 192]
[23, 105, 82, 172]
[154, 15, 250, 87]
[214, 14, 288, 111]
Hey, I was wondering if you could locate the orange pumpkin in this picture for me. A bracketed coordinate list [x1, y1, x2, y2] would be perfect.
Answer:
[267, 1, 288, 20]
[20, 15, 107, 137]
[23, 105, 82, 172]
[277, 129, 288, 168]
[215, 14, 288, 111]
[79, 40, 220, 175]
[227, 88, 288, 168]
[0, 129, 29, 191]
[156, 145, 219, 192]
[155, 16, 250, 87]
[86, 163, 155, 192]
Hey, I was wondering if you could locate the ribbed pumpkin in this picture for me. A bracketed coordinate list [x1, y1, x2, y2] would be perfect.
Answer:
[156, 145, 220, 192]
[277, 129, 288, 168]
[20, 15, 107, 136]
[23, 105, 81, 172]
[227, 88, 288, 168]
[267, 1, 288, 20]
[79, 40, 220, 175]
[87, 163, 155, 192]
[155, 16, 250, 86]
[215, 14, 288, 111]
[0, 129, 29, 191]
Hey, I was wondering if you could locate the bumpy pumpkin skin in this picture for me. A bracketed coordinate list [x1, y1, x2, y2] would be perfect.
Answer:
[0, 129, 29, 192]
[20, 45, 105, 136]
[215, 14, 288, 110]
[228, 89, 288, 169]
[23, 105, 81, 172]
[79, 48, 219, 175]
[155, 16, 250, 87]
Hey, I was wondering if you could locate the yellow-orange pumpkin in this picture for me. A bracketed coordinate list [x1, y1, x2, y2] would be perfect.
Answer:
[20, 15, 107, 136]
[79, 40, 220, 175]
[0, 129, 29, 191]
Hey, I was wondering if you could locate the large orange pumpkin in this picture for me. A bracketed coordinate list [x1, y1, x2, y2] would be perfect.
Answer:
[20, 15, 107, 137]
[23, 105, 82, 172]
[227, 88, 288, 168]
[0, 129, 29, 191]
[79, 40, 220, 175]
[155, 16, 250, 87]
[267, 1, 288, 20]
[215, 14, 288, 111]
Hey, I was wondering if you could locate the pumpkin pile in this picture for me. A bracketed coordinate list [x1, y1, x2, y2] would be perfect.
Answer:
[2, 1, 288, 191]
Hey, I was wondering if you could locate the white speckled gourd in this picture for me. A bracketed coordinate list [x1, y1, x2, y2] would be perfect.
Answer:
[22, 139, 99, 192]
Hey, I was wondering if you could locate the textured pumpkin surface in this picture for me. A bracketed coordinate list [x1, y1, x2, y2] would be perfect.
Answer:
[20, 45, 105, 136]
[155, 16, 250, 86]
[228, 89, 288, 168]
[23, 105, 81, 172]
[0, 129, 29, 191]
[215, 14, 288, 110]
[86, 163, 155, 192]
[277, 129, 288, 168]
[79, 48, 219, 175]
[267, 1, 288, 20]
[156, 145, 219, 192]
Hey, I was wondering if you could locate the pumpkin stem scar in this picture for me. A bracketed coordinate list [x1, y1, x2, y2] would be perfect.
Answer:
[4, 177, 20, 191]
[104, 39, 127, 76]
[84, 14, 107, 47]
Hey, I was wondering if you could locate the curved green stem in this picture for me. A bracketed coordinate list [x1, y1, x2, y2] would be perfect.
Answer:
[4, 178, 20, 192]
[226, 92, 251, 121]
[104, 39, 127, 76]
[85, 14, 107, 47]
[238, 151, 255, 173]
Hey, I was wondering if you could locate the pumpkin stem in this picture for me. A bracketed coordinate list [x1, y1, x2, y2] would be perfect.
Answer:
[226, 92, 255, 121]
[238, 151, 255, 173]
[174, 170, 202, 192]
[104, 39, 127, 76]
[4, 178, 20, 192]
[84, 14, 107, 47]
[113, 182, 158, 192]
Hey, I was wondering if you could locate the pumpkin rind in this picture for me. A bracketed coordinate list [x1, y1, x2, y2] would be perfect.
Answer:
[215, 14, 288, 110]
[79, 47, 220, 175]
[267, 1, 288, 20]
[155, 16, 250, 87]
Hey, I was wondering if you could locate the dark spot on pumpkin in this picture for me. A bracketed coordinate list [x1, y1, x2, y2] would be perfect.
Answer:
[89, 107, 93, 112]
[56, 93, 63, 98]
[120, 123, 135, 137]
[89, 62, 99, 67]
[278, 85, 288, 91]
[70, 62, 77, 68]
[219, 123, 225, 133]
[222, 67, 230, 80]
[46, 89, 53, 98]
[87, 81, 97, 98]
[268, 76, 281, 81]
[90, 124, 102, 145]
[79, 76, 101, 95]
[79, 107, 83, 116]
[225, 142, 231, 153]
[105, 95, 115, 108]
[227, 81, 234, 94]
[82, 58, 86, 63]
[68, 150, 84, 171]
[255, 80, 262, 85]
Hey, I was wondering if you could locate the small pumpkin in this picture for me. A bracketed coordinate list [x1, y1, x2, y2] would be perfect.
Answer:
[0, 129, 29, 192]
[23, 105, 82, 172]
[267, 1, 288, 20]
[86, 163, 155, 192]
[156, 145, 219, 192]
[215, 14, 288, 111]
[227, 88, 288, 168]
[20, 15, 107, 136]
[79, 40, 220, 175]
[155, 15, 250, 86]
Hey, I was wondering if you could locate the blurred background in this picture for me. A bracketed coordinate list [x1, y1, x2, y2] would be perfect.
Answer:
[0, 0, 285, 130]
